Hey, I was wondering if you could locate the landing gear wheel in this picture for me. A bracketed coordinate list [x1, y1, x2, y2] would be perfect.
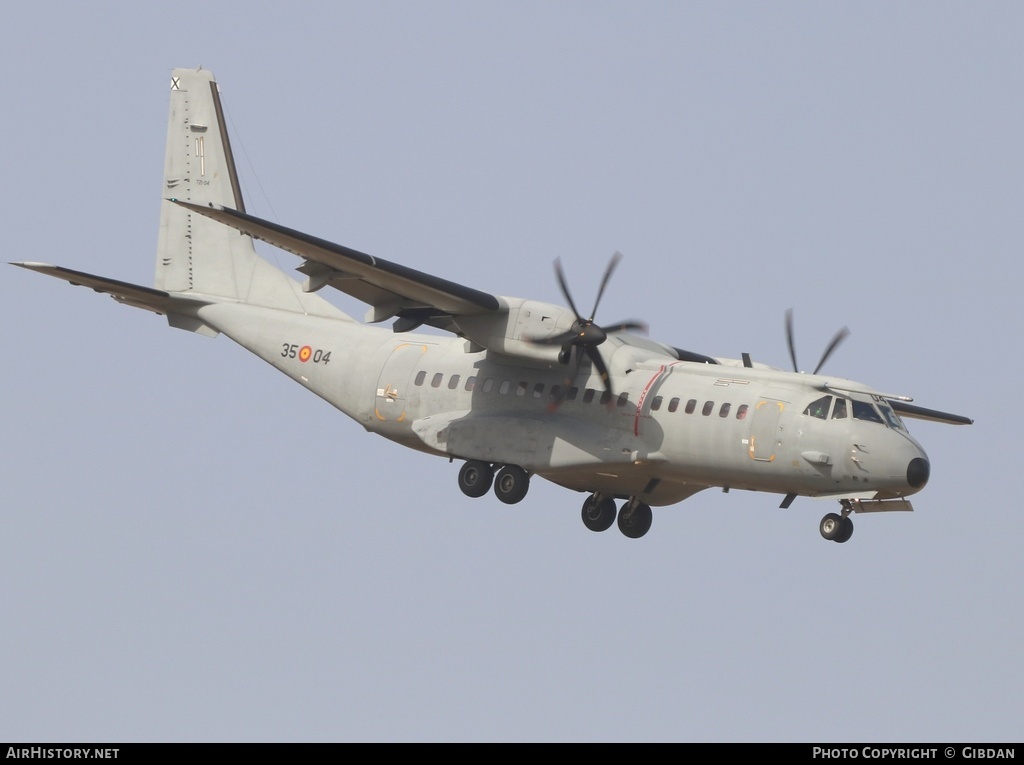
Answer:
[458, 460, 493, 498]
[834, 515, 854, 544]
[494, 465, 530, 505]
[581, 495, 617, 532]
[617, 501, 653, 539]
[820, 512, 844, 542]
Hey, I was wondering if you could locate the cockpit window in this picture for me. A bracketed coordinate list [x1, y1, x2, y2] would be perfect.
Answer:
[852, 400, 884, 424]
[878, 404, 906, 431]
[832, 398, 848, 419]
[803, 395, 832, 419]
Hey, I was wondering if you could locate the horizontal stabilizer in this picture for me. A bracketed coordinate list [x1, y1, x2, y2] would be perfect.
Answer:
[170, 200, 501, 321]
[11, 261, 217, 335]
[11, 262, 190, 314]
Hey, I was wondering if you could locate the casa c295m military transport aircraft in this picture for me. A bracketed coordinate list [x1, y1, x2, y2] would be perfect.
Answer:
[13, 67, 973, 543]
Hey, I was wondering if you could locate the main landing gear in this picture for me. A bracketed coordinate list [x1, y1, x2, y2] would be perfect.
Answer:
[819, 501, 855, 544]
[456, 461, 653, 538]
[458, 459, 530, 505]
[583, 494, 653, 539]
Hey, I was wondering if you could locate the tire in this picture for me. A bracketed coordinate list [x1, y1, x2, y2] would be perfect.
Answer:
[618, 502, 653, 539]
[494, 465, 530, 505]
[819, 512, 843, 541]
[581, 495, 617, 532]
[834, 515, 854, 544]
[458, 460, 494, 498]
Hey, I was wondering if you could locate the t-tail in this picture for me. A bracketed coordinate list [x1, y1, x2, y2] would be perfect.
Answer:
[155, 67, 345, 321]
[12, 67, 347, 332]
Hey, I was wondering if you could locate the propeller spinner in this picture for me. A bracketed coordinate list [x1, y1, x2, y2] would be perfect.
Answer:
[530, 252, 647, 407]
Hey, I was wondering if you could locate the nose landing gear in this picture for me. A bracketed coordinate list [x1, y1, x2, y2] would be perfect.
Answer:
[820, 504, 854, 543]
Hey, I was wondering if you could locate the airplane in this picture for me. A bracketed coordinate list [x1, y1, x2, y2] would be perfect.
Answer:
[12, 67, 973, 543]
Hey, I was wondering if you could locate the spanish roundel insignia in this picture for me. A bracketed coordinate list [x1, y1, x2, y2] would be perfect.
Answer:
[299, 345, 312, 362]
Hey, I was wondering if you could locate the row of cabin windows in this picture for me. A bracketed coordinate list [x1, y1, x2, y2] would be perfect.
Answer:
[411, 371, 750, 419]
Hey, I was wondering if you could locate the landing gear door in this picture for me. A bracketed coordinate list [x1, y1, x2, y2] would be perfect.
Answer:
[749, 398, 785, 462]
[374, 343, 428, 423]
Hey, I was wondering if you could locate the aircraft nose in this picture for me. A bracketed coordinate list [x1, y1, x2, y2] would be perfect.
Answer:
[907, 457, 930, 489]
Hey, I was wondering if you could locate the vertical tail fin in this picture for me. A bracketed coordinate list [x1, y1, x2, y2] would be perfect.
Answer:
[155, 68, 344, 318]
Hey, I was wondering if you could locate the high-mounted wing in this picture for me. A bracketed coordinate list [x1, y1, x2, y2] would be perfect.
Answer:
[889, 401, 974, 426]
[171, 200, 500, 330]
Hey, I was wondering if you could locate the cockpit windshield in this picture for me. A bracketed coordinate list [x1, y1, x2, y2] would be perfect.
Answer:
[803, 395, 902, 429]
[878, 403, 907, 431]
[803, 395, 832, 419]
[852, 400, 884, 424]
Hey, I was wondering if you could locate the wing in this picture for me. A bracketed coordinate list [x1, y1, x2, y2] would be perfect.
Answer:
[170, 200, 500, 331]
[889, 401, 974, 426]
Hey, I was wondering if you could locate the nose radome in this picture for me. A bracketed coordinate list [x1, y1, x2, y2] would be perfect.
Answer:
[907, 457, 930, 489]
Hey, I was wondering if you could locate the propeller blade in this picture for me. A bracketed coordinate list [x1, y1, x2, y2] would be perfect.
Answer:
[527, 329, 579, 347]
[602, 320, 648, 335]
[548, 352, 582, 411]
[589, 251, 623, 320]
[554, 258, 583, 321]
[812, 326, 850, 375]
[585, 345, 614, 399]
[785, 308, 799, 373]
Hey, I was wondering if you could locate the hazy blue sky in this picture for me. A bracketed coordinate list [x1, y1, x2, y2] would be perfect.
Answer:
[3, 1, 1020, 742]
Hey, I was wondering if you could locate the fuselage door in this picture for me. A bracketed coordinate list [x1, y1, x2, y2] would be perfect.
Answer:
[749, 398, 785, 461]
[374, 343, 428, 423]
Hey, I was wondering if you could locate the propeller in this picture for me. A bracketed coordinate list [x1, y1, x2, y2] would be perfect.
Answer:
[785, 308, 850, 375]
[530, 252, 647, 407]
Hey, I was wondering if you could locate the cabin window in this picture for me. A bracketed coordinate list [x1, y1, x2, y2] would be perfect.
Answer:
[651, 395, 663, 411]
[702, 401, 714, 416]
[583, 388, 596, 403]
[685, 399, 697, 414]
[515, 381, 528, 397]
[448, 375, 460, 390]
[831, 398, 847, 419]
[719, 403, 731, 418]
[736, 404, 749, 420]
[567, 387, 579, 401]
[617, 392, 629, 407]
[465, 376, 476, 392]
[803, 395, 832, 419]
[533, 383, 544, 398]
[414, 371, 426, 386]
[550, 384, 563, 401]
[499, 380, 511, 395]
[482, 378, 495, 393]
[852, 400, 884, 424]
[668, 397, 680, 413]
[600, 390, 612, 406]
[431, 373, 443, 389]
